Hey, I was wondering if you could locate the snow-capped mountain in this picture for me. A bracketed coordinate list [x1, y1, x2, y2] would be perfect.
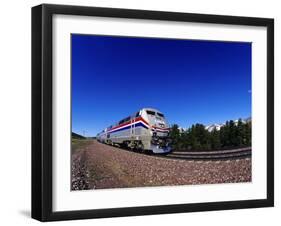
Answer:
[205, 123, 224, 132]
[205, 117, 251, 132]
[176, 117, 251, 133]
[178, 127, 186, 133]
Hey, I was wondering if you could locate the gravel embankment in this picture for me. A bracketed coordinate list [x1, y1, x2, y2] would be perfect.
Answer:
[71, 148, 91, 190]
[71, 140, 251, 190]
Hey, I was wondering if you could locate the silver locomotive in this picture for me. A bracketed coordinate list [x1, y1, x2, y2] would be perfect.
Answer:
[97, 108, 171, 154]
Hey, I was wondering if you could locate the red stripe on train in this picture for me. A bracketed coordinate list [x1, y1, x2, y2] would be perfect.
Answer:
[108, 116, 150, 132]
[152, 126, 169, 131]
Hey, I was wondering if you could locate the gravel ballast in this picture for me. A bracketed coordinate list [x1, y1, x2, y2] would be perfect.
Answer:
[71, 140, 251, 190]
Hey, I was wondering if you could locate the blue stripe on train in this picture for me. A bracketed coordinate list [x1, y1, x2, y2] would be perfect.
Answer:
[109, 122, 149, 134]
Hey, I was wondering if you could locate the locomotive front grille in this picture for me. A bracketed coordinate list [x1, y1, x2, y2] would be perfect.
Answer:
[151, 136, 170, 148]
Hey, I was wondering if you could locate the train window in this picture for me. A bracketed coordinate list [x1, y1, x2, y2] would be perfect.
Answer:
[135, 112, 140, 117]
[146, 110, 155, 115]
[119, 117, 130, 125]
[124, 117, 130, 122]
[157, 112, 164, 117]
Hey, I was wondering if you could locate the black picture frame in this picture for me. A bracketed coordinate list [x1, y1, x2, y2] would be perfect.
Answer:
[32, 4, 274, 222]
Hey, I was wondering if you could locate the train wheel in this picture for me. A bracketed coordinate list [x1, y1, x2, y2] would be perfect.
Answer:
[121, 141, 128, 149]
[136, 142, 145, 153]
[144, 149, 153, 155]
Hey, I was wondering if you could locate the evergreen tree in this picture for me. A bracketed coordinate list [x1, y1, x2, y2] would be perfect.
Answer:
[169, 124, 181, 150]
[220, 121, 230, 147]
[180, 131, 190, 150]
[236, 119, 244, 146]
[228, 120, 236, 147]
[210, 128, 221, 150]
[244, 121, 252, 146]
[168, 118, 251, 152]
[188, 125, 199, 150]
[192, 124, 210, 150]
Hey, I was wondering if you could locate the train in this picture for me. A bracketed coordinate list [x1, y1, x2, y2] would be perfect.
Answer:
[96, 108, 171, 154]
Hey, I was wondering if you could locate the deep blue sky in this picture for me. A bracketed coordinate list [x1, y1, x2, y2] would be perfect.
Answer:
[72, 34, 251, 136]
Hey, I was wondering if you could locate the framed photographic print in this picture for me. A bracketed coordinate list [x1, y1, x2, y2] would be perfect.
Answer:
[32, 4, 274, 221]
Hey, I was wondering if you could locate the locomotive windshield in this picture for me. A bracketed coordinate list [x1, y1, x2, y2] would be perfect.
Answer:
[146, 110, 165, 118]
[146, 110, 155, 115]
[157, 112, 165, 118]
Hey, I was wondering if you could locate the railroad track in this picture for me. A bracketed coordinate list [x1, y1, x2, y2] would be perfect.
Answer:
[162, 147, 251, 161]
[98, 141, 251, 161]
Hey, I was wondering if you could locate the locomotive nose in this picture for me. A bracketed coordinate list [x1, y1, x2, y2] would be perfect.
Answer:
[155, 117, 166, 127]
